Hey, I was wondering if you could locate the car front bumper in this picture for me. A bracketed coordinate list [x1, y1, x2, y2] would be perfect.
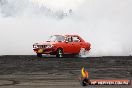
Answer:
[33, 48, 56, 55]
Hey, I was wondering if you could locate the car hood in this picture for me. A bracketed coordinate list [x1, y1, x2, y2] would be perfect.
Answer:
[34, 41, 56, 45]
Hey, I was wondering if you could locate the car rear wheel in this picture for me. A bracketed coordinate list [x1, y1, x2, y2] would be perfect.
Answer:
[79, 48, 87, 57]
[37, 53, 42, 58]
[56, 48, 63, 58]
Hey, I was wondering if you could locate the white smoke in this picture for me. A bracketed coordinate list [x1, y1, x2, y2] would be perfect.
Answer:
[0, 0, 132, 56]
[29, 0, 84, 10]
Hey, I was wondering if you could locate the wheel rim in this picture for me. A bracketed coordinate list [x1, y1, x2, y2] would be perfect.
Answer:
[58, 49, 62, 57]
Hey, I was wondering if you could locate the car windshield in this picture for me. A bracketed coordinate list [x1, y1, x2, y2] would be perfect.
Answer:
[47, 35, 65, 42]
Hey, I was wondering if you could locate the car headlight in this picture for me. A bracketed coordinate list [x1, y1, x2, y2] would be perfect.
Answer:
[45, 44, 53, 48]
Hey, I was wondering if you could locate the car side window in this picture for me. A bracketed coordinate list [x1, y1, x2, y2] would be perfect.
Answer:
[66, 37, 72, 42]
[72, 36, 80, 42]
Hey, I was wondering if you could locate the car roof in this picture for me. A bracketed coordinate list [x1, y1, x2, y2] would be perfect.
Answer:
[53, 34, 85, 42]
[54, 34, 80, 37]
[65, 35, 79, 37]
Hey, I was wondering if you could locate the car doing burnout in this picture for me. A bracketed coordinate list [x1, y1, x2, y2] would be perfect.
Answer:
[33, 35, 91, 58]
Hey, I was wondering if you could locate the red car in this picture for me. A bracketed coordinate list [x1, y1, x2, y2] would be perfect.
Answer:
[33, 35, 91, 58]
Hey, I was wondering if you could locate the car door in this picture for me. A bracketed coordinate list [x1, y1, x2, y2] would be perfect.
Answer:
[72, 36, 82, 53]
[63, 36, 75, 54]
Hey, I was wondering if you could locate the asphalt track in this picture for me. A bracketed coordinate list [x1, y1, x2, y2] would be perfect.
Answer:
[0, 55, 132, 88]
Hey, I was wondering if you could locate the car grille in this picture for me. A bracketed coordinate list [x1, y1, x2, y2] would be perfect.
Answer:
[37, 45, 47, 48]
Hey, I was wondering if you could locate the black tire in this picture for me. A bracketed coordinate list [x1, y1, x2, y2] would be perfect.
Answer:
[37, 53, 42, 58]
[56, 48, 63, 58]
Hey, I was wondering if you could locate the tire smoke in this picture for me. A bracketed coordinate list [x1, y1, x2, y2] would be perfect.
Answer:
[0, 0, 132, 56]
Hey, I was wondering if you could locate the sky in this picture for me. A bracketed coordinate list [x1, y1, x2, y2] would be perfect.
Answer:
[0, 0, 132, 56]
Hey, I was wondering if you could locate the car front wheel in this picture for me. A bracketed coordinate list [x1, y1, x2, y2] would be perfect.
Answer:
[56, 48, 63, 58]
